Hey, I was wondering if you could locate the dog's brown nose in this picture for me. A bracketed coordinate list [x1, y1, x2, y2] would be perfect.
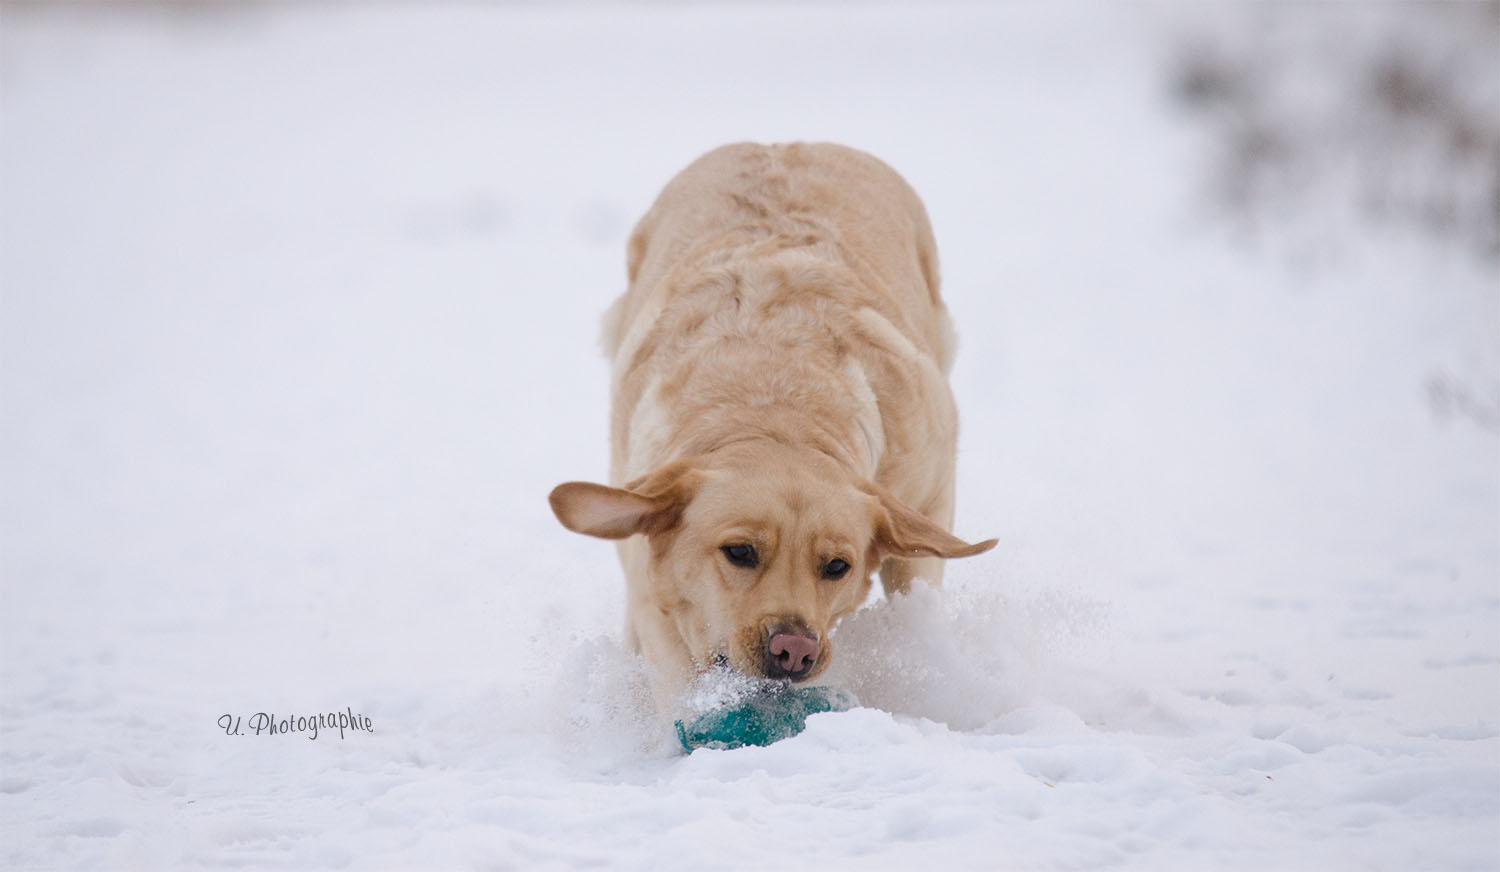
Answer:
[766, 631, 820, 680]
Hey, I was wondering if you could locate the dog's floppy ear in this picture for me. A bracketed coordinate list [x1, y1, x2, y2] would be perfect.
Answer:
[868, 484, 996, 559]
[549, 460, 703, 540]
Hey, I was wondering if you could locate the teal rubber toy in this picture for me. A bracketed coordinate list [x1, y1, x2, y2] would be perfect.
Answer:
[675, 685, 856, 752]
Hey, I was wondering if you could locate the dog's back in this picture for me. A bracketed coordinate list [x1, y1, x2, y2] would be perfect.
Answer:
[608, 142, 950, 358]
[621, 142, 944, 320]
[606, 142, 957, 477]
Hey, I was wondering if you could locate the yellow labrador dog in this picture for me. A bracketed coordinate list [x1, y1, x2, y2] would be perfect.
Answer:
[550, 142, 995, 710]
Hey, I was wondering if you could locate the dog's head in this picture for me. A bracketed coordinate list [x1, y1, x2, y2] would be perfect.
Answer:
[549, 443, 995, 685]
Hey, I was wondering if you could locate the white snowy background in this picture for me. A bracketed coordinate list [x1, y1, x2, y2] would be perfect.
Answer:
[2, 2, 1497, 869]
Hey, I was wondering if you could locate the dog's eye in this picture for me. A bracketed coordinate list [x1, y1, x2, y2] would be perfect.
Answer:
[721, 544, 758, 568]
[821, 558, 851, 580]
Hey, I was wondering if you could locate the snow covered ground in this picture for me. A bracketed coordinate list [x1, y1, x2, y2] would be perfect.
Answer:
[2, 2, 1496, 869]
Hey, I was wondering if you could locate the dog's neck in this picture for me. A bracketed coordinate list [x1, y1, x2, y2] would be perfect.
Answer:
[674, 402, 873, 476]
[615, 249, 892, 485]
[621, 342, 884, 484]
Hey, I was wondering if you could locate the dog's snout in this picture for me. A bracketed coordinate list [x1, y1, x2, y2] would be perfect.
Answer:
[766, 630, 820, 680]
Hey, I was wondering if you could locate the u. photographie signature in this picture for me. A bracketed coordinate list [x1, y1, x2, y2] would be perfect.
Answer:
[218, 708, 374, 741]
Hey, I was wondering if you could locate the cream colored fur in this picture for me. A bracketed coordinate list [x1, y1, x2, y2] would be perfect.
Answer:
[551, 142, 994, 711]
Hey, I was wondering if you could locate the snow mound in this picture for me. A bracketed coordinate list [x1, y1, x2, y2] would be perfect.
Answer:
[543, 575, 1110, 760]
[823, 578, 1109, 731]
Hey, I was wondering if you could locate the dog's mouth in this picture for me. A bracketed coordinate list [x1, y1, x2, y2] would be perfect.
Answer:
[705, 642, 825, 684]
[704, 650, 799, 684]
